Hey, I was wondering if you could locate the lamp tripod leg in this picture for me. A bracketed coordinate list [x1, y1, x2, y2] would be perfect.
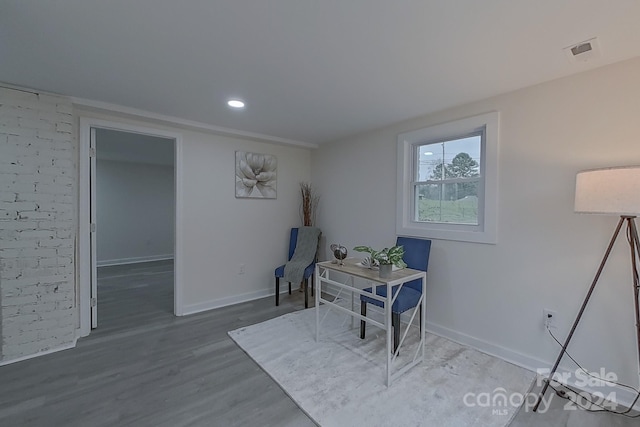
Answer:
[627, 219, 640, 388]
[533, 216, 626, 412]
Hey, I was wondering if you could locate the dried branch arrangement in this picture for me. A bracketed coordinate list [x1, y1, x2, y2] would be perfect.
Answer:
[300, 182, 320, 226]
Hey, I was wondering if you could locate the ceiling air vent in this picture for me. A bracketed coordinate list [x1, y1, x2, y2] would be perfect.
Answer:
[564, 37, 600, 63]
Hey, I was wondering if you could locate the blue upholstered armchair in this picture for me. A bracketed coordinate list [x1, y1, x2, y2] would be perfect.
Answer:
[359, 236, 431, 352]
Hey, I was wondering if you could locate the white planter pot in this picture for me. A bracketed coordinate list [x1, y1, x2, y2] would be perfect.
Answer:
[378, 264, 392, 279]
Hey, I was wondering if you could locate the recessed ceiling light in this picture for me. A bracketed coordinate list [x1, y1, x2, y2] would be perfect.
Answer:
[227, 99, 245, 109]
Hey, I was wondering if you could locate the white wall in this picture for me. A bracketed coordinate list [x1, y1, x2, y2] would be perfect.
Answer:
[312, 57, 640, 395]
[75, 108, 312, 315]
[96, 159, 175, 265]
[179, 129, 311, 313]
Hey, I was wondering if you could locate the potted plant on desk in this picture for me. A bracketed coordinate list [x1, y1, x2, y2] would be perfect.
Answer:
[353, 245, 406, 279]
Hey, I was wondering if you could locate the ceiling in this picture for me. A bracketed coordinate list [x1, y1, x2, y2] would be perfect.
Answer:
[2, 1, 640, 146]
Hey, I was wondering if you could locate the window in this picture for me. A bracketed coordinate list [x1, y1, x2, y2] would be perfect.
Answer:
[414, 133, 483, 226]
[397, 112, 499, 244]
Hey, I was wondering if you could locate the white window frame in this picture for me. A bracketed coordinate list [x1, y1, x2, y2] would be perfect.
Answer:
[397, 112, 499, 244]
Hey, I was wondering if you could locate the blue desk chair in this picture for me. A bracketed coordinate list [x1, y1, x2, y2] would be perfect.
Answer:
[359, 237, 431, 352]
[275, 228, 317, 309]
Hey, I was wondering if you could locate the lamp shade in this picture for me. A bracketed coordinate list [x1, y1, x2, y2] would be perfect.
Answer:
[574, 166, 640, 215]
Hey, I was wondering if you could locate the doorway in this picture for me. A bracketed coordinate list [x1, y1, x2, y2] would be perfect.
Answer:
[79, 118, 183, 336]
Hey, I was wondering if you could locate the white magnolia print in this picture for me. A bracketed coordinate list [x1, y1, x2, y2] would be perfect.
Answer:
[235, 151, 277, 198]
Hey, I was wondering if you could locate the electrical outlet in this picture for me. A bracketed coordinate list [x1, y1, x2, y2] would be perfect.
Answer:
[543, 309, 557, 329]
[238, 264, 246, 275]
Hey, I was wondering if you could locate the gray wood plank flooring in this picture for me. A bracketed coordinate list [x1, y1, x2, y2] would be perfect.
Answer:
[96, 260, 175, 334]
[0, 261, 316, 427]
[2, 261, 635, 426]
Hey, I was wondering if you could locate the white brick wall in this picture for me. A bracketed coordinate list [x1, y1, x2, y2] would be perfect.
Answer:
[0, 87, 77, 361]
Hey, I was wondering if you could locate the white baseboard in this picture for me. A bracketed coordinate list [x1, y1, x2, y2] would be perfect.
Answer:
[182, 288, 276, 316]
[184, 278, 321, 316]
[425, 320, 640, 411]
[0, 338, 78, 367]
[324, 287, 640, 412]
[426, 320, 543, 373]
[97, 254, 174, 267]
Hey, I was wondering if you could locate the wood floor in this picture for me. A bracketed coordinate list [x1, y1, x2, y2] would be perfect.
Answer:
[2, 261, 637, 426]
[96, 260, 175, 334]
[0, 261, 316, 427]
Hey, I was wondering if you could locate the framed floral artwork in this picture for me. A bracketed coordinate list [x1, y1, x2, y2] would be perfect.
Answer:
[235, 151, 277, 198]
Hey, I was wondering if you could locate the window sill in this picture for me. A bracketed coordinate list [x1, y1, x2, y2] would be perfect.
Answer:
[397, 222, 497, 244]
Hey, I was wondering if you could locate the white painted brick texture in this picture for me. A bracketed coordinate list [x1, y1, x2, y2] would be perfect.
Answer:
[0, 87, 77, 361]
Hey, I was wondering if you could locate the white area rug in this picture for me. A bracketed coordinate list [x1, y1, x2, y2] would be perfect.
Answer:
[229, 307, 534, 427]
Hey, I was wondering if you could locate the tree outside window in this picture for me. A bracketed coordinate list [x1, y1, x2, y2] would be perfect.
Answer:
[414, 134, 482, 224]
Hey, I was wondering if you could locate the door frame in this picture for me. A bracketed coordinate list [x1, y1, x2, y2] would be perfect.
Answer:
[78, 117, 184, 337]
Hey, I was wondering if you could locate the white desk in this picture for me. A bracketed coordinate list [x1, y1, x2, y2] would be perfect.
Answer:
[314, 258, 426, 386]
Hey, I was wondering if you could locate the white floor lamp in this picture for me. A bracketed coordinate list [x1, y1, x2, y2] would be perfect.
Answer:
[534, 166, 640, 412]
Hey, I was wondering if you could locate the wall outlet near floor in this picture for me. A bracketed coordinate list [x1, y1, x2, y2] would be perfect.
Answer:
[543, 309, 557, 329]
[238, 264, 246, 275]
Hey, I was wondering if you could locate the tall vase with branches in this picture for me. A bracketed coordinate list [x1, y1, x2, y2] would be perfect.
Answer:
[300, 182, 319, 226]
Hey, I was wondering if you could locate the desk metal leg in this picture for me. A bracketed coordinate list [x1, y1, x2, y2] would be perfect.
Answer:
[421, 277, 426, 361]
[315, 267, 321, 342]
[386, 282, 392, 387]
[349, 276, 355, 329]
